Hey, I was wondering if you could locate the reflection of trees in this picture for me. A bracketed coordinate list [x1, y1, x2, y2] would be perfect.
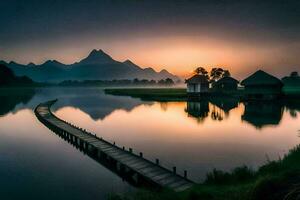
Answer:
[211, 104, 224, 121]
[160, 102, 168, 112]
[0, 88, 35, 116]
[283, 99, 300, 119]
[185, 101, 209, 123]
[185, 98, 239, 123]
[209, 97, 239, 121]
[241, 101, 283, 129]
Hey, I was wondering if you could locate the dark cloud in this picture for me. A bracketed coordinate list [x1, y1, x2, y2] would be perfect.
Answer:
[0, 0, 299, 76]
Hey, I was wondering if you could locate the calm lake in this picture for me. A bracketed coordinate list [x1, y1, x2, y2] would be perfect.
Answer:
[0, 87, 299, 199]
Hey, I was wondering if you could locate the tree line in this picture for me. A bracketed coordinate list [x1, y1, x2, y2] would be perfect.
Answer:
[193, 67, 231, 83]
[59, 78, 178, 86]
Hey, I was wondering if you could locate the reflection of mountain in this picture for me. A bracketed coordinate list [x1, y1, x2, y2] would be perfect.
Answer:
[242, 101, 283, 129]
[53, 92, 149, 120]
[185, 101, 209, 123]
[0, 89, 35, 116]
[11, 88, 148, 120]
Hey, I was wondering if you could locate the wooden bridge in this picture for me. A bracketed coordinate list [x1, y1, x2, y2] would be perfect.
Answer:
[35, 100, 194, 192]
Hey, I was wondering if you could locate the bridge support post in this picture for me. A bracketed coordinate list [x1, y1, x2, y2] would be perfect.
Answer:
[116, 161, 122, 171]
[156, 159, 159, 165]
[97, 149, 102, 158]
[132, 173, 139, 184]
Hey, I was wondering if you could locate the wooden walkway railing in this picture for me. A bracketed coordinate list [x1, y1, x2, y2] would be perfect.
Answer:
[35, 100, 194, 192]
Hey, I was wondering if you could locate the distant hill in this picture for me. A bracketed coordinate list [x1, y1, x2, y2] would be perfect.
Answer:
[0, 64, 34, 86]
[1, 49, 179, 82]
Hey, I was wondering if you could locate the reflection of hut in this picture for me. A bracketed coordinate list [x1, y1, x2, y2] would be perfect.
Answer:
[213, 76, 239, 91]
[283, 99, 300, 118]
[210, 97, 239, 114]
[185, 75, 209, 96]
[241, 70, 283, 100]
[241, 101, 283, 129]
[185, 101, 209, 122]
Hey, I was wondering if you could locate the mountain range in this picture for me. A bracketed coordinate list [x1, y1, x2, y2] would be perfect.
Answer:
[0, 49, 179, 82]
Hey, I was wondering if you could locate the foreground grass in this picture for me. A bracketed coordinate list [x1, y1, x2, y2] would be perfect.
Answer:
[104, 88, 187, 101]
[109, 145, 300, 200]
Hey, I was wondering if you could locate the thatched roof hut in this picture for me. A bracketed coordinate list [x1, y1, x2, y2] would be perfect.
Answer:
[241, 70, 283, 100]
[185, 74, 209, 94]
[213, 76, 239, 91]
[185, 74, 209, 84]
[241, 70, 282, 87]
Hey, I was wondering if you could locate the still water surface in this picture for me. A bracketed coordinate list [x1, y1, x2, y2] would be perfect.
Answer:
[0, 87, 299, 199]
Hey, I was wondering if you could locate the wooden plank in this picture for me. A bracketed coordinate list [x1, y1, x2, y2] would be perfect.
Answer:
[151, 173, 174, 182]
[35, 101, 194, 192]
[157, 176, 180, 186]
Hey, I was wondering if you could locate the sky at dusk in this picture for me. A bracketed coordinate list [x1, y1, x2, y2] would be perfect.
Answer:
[0, 0, 300, 78]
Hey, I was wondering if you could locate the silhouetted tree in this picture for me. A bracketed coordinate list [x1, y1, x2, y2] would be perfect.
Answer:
[0, 64, 33, 86]
[165, 78, 174, 85]
[210, 67, 231, 82]
[290, 71, 299, 77]
[0, 64, 15, 85]
[223, 70, 231, 77]
[194, 67, 208, 76]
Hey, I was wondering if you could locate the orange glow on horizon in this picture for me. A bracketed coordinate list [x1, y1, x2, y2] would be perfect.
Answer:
[7, 35, 300, 79]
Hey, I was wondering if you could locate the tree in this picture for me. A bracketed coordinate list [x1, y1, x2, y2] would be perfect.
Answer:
[164, 78, 174, 85]
[194, 67, 209, 80]
[158, 78, 174, 85]
[194, 67, 208, 76]
[210, 68, 223, 82]
[290, 71, 299, 77]
[191, 67, 231, 83]
[223, 70, 231, 77]
[210, 67, 231, 82]
[0, 64, 15, 85]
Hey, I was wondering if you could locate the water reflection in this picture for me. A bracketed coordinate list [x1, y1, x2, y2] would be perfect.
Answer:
[0, 88, 35, 116]
[284, 99, 300, 118]
[210, 98, 239, 116]
[0, 88, 298, 130]
[242, 101, 284, 129]
[0, 88, 300, 186]
[0, 88, 148, 120]
[185, 101, 209, 123]
[184, 99, 299, 129]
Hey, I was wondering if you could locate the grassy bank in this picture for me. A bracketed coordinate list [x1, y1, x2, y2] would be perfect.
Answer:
[104, 88, 187, 101]
[109, 145, 300, 200]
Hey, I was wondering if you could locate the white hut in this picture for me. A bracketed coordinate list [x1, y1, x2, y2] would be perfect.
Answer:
[185, 74, 209, 94]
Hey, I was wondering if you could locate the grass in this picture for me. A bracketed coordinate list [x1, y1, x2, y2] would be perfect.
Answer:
[104, 88, 187, 101]
[109, 145, 300, 200]
[104, 88, 243, 101]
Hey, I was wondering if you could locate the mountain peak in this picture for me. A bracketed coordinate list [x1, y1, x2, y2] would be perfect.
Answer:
[80, 49, 115, 64]
[123, 59, 134, 65]
[27, 62, 36, 67]
[43, 60, 62, 65]
[123, 59, 141, 70]
[159, 69, 168, 73]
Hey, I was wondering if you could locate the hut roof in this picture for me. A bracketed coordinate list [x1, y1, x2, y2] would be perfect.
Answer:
[241, 70, 282, 86]
[214, 76, 239, 85]
[185, 74, 209, 84]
